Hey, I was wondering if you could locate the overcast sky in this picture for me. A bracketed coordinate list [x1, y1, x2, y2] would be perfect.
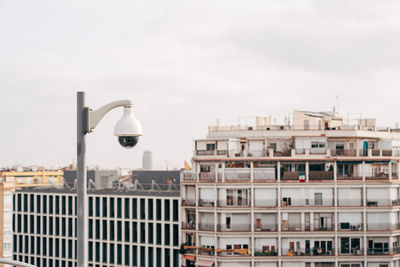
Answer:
[1, 0, 400, 170]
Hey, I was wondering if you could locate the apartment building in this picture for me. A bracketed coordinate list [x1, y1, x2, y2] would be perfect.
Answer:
[181, 110, 400, 267]
[13, 170, 181, 267]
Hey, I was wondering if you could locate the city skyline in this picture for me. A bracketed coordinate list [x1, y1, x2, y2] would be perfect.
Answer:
[1, 0, 400, 170]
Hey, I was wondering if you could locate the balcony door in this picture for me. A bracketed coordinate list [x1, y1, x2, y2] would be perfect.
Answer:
[314, 193, 323, 206]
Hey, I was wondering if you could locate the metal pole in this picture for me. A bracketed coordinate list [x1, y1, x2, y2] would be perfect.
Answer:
[77, 91, 87, 267]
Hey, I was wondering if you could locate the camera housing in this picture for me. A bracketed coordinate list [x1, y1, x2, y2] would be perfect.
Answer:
[114, 107, 143, 148]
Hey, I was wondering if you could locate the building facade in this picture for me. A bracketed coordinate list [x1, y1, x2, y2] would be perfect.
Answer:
[13, 171, 181, 267]
[181, 111, 400, 267]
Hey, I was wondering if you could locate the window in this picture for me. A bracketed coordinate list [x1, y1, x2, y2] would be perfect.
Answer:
[148, 223, 153, 244]
[110, 221, 114, 241]
[140, 246, 146, 267]
[110, 198, 115, 217]
[124, 245, 129, 266]
[132, 222, 137, 242]
[37, 195, 41, 213]
[164, 224, 170, 245]
[62, 196, 66, 214]
[140, 199, 145, 219]
[102, 220, 107, 240]
[95, 197, 100, 217]
[148, 199, 153, 220]
[117, 244, 122, 265]
[124, 221, 130, 242]
[68, 196, 73, 215]
[102, 243, 107, 263]
[88, 219, 93, 239]
[132, 198, 137, 219]
[55, 196, 60, 214]
[164, 248, 170, 267]
[157, 248, 162, 267]
[88, 197, 93, 217]
[43, 195, 47, 213]
[156, 199, 162, 220]
[109, 244, 114, 264]
[124, 198, 129, 219]
[117, 198, 122, 218]
[132, 246, 137, 266]
[156, 223, 162, 244]
[102, 198, 107, 217]
[140, 222, 145, 243]
[95, 220, 100, 239]
[206, 143, 216, 151]
[117, 221, 122, 241]
[173, 200, 178, 221]
[148, 247, 154, 267]
[173, 224, 179, 246]
[164, 199, 170, 220]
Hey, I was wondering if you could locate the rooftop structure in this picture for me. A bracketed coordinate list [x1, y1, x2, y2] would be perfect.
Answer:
[182, 110, 400, 267]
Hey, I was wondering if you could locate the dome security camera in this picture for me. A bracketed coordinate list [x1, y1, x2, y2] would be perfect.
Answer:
[114, 107, 143, 148]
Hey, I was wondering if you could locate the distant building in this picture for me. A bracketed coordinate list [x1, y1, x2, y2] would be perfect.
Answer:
[13, 170, 181, 267]
[0, 169, 64, 261]
[143, 150, 153, 170]
[63, 170, 119, 189]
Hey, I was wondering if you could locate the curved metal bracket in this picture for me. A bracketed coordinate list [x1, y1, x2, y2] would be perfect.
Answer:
[86, 100, 132, 133]
[0, 258, 36, 267]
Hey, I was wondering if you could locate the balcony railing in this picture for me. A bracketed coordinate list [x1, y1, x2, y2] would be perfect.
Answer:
[366, 199, 392, 207]
[281, 248, 335, 256]
[367, 248, 390, 255]
[313, 225, 334, 231]
[217, 200, 250, 207]
[338, 199, 363, 206]
[217, 150, 228, 155]
[338, 223, 362, 231]
[367, 223, 400, 231]
[217, 223, 251, 232]
[254, 223, 278, 232]
[196, 150, 215, 156]
[281, 198, 334, 207]
[274, 150, 291, 157]
[337, 175, 362, 180]
[199, 172, 216, 181]
[198, 200, 215, 207]
[198, 223, 214, 231]
[253, 168, 276, 181]
[365, 174, 389, 180]
[181, 199, 196, 206]
[281, 171, 301, 180]
[254, 249, 278, 256]
[331, 149, 357, 157]
[183, 172, 197, 181]
[309, 171, 333, 180]
[281, 222, 301, 231]
[225, 168, 251, 181]
[339, 248, 364, 255]
[182, 222, 196, 230]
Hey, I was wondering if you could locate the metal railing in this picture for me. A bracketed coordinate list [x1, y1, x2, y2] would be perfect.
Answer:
[183, 172, 197, 181]
[217, 150, 228, 155]
[182, 222, 196, 230]
[198, 200, 215, 207]
[254, 223, 278, 232]
[217, 223, 251, 232]
[217, 200, 250, 207]
[181, 199, 196, 206]
[196, 150, 215, 155]
[339, 248, 364, 255]
[199, 172, 216, 181]
[198, 223, 214, 231]
[309, 171, 334, 180]
[281, 248, 335, 256]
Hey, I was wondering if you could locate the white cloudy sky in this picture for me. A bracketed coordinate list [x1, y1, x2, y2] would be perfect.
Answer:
[1, 0, 400, 170]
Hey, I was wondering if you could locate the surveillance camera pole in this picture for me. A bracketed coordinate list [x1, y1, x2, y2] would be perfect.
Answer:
[76, 91, 134, 267]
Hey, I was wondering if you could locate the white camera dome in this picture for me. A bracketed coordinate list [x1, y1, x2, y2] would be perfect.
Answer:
[114, 107, 143, 137]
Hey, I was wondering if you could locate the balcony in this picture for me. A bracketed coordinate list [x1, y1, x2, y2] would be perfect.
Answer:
[281, 171, 301, 180]
[254, 223, 278, 232]
[281, 248, 335, 256]
[338, 223, 363, 231]
[309, 171, 333, 180]
[182, 222, 196, 230]
[198, 223, 214, 231]
[367, 223, 400, 231]
[254, 248, 278, 256]
[313, 225, 334, 231]
[217, 248, 250, 256]
[337, 175, 362, 180]
[281, 222, 301, 231]
[217, 200, 250, 208]
[217, 223, 251, 232]
[196, 150, 215, 156]
[198, 200, 215, 207]
[331, 149, 357, 157]
[183, 172, 197, 181]
[365, 173, 389, 180]
[217, 150, 228, 156]
[338, 199, 363, 207]
[281, 198, 333, 207]
[340, 248, 364, 256]
[274, 150, 291, 157]
[182, 199, 196, 206]
[199, 172, 215, 182]
[225, 168, 251, 182]
[367, 248, 390, 255]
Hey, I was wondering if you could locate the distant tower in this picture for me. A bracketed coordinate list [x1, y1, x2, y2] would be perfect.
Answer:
[142, 150, 153, 170]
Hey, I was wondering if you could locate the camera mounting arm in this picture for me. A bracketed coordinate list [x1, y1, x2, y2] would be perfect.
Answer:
[84, 100, 132, 134]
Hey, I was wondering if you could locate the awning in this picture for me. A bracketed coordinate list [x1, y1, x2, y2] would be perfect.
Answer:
[184, 255, 196, 261]
[195, 259, 215, 267]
